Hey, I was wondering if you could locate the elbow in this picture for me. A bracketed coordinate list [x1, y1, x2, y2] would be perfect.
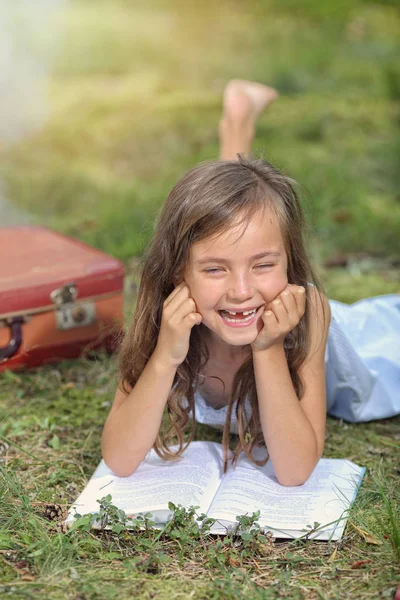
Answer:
[101, 439, 141, 478]
[101, 428, 140, 477]
[102, 451, 140, 478]
[275, 453, 321, 487]
[277, 473, 310, 487]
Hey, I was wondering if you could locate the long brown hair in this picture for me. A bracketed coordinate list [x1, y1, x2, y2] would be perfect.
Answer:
[119, 155, 322, 470]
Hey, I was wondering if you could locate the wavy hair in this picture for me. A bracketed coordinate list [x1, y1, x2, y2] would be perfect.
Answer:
[119, 155, 322, 471]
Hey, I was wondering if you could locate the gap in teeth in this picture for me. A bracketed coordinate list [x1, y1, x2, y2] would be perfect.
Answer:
[224, 309, 256, 316]
[221, 309, 258, 323]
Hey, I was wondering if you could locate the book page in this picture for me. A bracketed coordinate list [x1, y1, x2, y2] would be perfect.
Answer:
[68, 441, 224, 523]
[208, 455, 363, 533]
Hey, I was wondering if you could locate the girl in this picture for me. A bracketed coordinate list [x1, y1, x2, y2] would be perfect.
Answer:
[102, 80, 400, 486]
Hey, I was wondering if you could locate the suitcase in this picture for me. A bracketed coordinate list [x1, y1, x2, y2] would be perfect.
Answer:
[0, 226, 124, 372]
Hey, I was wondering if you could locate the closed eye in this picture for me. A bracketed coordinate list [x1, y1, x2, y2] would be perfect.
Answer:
[204, 264, 274, 274]
[255, 263, 274, 270]
[204, 267, 224, 274]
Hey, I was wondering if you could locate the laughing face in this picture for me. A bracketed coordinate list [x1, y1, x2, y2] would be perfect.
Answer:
[184, 209, 288, 347]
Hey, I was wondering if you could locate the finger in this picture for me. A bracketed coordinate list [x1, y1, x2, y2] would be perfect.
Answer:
[164, 284, 190, 312]
[270, 298, 290, 325]
[262, 308, 278, 328]
[292, 286, 306, 315]
[163, 282, 186, 307]
[171, 297, 198, 324]
[183, 312, 203, 329]
[266, 284, 292, 312]
[286, 284, 306, 313]
[279, 289, 296, 315]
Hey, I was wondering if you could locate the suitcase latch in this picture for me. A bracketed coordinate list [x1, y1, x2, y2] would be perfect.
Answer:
[50, 283, 78, 306]
[51, 283, 97, 330]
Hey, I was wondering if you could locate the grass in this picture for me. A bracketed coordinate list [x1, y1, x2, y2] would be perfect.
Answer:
[1, 0, 400, 597]
[1, 357, 400, 599]
[2, 1, 400, 263]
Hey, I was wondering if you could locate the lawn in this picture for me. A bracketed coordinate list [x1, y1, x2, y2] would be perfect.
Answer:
[1, 0, 400, 598]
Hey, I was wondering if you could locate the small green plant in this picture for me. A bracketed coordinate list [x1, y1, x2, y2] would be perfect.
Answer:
[70, 494, 156, 534]
[234, 510, 274, 557]
[300, 521, 322, 540]
[204, 510, 274, 569]
[68, 497, 275, 571]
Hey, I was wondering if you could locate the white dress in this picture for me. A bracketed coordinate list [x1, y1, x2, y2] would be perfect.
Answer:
[326, 294, 400, 422]
[193, 389, 251, 433]
[193, 294, 400, 428]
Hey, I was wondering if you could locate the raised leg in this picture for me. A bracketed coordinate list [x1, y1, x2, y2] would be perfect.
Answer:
[219, 79, 279, 161]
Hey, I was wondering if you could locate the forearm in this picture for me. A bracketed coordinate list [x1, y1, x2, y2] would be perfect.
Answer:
[101, 354, 177, 476]
[253, 345, 319, 486]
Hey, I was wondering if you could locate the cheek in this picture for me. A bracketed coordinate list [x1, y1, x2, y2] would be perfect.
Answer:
[185, 279, 209, 310]
[260, 273, 288, 302]
[190, 281, 221, 313]
[184, 273, 201, 304]
[191, 291, 206, 311]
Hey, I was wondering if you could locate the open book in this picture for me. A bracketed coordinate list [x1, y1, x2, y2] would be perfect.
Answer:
[67, 441, 365, 541]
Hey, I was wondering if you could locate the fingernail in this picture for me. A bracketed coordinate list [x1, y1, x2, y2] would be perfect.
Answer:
[273, 299, 281, 304]
[297, 287, 305, 293]
[265, 310, 273, 316]
[282, 291, 289, 296]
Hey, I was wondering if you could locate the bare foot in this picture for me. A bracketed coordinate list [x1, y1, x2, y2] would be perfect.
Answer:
[223, 79, 279, 125]
[219, 79, 279, 160]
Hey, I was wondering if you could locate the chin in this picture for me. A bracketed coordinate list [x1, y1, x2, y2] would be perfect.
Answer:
[216, 327, 259, 347]
[225, 337, 256, 347]
[231, 334, 258, 346]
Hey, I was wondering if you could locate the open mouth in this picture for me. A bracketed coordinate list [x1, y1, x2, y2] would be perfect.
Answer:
[218, 307, 262, 325]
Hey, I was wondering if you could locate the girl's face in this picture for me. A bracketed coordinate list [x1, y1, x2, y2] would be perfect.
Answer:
[184, 209, 288, 347]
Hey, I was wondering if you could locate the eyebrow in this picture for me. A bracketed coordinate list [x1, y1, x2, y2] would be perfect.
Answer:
[195, 251, 281, 265]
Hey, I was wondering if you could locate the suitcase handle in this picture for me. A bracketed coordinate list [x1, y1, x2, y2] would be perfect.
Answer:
[0, 316, 24, 361]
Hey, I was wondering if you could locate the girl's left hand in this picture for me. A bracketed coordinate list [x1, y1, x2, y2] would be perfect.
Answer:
[251, 284, 306, 353]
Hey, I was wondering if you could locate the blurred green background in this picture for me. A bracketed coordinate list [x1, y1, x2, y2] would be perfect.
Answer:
[1, 0, 399, 302]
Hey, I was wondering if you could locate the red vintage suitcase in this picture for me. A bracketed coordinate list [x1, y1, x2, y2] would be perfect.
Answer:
[0, 226, 124, 372]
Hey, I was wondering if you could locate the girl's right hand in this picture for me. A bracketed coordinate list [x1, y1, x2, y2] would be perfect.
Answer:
[154, 283, 203, 368]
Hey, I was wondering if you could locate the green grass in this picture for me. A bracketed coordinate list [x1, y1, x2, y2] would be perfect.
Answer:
[1, 0, 400, 597]
[1, 358, 400, 599]
[2, 0, 400, 265]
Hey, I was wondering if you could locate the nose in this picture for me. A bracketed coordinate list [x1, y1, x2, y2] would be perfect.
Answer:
[226, 271, 254, 303]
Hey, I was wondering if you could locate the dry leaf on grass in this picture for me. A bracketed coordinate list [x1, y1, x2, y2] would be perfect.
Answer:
[351, 524, 382, 545]
[328, 546, 338, 562]
[351, 559, 372, 569]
